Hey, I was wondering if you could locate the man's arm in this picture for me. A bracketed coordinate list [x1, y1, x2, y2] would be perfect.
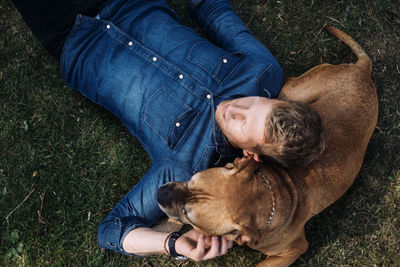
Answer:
[188, 0, 276, 60]
[97, 159, 232, 259]
[122, 227, 232, 260]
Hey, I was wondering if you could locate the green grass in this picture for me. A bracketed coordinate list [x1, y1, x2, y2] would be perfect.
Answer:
[1, 0, 399, 266]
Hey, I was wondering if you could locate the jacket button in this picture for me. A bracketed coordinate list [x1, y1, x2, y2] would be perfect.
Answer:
[179, 74, 184, 79]
[128, 41, 133, 46]
[152, 57, 157, 62]
[175, 122, 181, 127]
[106, 24, 111, 29]
[206, 94, 211, 99]
[223, 58, 228, 63]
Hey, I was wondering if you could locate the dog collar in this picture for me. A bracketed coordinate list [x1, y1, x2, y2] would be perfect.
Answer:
[257, 171, 276, 226]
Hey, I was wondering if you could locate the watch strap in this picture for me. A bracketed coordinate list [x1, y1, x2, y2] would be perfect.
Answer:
[167, 232, 188, 260]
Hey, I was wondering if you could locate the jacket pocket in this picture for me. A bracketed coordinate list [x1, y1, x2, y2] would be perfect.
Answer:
[187, 41, 243, 85]
[144, 87, 199, 150]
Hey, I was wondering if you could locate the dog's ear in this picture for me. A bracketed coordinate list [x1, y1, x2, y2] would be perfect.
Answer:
[233, 156, 261, 175]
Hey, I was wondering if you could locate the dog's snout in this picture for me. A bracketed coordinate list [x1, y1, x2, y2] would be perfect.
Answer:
[157, 183, 189, 207]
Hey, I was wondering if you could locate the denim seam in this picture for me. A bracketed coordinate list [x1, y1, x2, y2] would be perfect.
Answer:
[152, 157, 195, 174]
[208, 94, 220, 148]
[194, 146, 216, 172]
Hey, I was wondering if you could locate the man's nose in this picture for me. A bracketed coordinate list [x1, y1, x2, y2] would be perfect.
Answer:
[231, 101, 250, 109]
[229, 105, 246, 120]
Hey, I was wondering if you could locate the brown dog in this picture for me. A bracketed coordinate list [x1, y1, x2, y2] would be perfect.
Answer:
[157, 27, 378, 266]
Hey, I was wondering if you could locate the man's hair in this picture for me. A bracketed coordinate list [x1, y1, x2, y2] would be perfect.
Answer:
[254, 100, 325, 168]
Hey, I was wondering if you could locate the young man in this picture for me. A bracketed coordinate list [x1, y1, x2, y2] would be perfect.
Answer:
[11, 0, 324, 261]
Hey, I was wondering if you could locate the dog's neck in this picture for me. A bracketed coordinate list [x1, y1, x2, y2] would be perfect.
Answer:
[255, 166, 299, 233]
[257, 170, 276, 226]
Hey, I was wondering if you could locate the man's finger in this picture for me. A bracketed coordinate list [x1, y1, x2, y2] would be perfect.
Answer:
[203, 236, 220, 260]
[220, 237, 230, 255]
[203, 235, 213, 247]
[195, 234, 205, 258]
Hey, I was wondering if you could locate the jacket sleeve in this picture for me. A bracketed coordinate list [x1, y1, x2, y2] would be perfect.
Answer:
[97, 159, 193, 255]
[188, 0, 277, 61]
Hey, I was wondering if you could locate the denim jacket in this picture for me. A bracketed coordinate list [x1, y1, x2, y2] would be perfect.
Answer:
[61, 0, 284, 255]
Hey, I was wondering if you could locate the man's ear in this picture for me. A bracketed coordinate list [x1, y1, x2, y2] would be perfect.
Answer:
[243, 150, 261, 162]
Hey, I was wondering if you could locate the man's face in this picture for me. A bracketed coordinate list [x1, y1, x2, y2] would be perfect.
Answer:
[215, 96, 281, 152]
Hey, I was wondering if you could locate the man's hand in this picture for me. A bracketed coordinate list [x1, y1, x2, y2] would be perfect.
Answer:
[174, 229, 233, 261]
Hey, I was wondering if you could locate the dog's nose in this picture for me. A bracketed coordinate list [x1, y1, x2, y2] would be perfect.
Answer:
[157, 183, 189, 207]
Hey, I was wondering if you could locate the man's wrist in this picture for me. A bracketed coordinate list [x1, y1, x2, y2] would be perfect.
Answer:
[165, 232, 188, 260]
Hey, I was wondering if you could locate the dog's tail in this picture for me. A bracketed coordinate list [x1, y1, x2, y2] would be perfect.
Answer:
[325, 26, 372, 73]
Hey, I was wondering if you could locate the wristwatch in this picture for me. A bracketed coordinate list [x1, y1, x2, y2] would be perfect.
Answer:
[168, 232, 188, 261]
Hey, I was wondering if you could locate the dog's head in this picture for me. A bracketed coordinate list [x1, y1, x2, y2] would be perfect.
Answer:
[157, 156, 265, 245]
